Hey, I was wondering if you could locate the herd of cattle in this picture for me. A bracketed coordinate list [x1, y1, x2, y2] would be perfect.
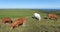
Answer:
[0, 13, 58, 30]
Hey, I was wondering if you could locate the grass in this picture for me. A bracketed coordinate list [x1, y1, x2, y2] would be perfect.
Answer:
[0, 9, 60, 32]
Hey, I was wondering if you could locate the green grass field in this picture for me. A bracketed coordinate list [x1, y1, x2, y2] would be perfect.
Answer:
[0, 9, 60, 32]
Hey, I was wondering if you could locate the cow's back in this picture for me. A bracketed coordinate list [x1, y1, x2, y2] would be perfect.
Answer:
[2, 17, 12, 23]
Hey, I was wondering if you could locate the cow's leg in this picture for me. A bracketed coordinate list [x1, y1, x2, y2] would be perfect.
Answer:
[48, 17, 51, 19]
[39, 18, 40, 21]
[23, 22, 25, 27]
[54, 18, 57, 21]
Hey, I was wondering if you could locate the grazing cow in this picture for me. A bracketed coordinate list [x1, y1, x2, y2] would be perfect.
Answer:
[2, 17, 12, 24]
[32, 13, 41, 21]
[48, 14, 58, 21]
[10, 17, 26, 30]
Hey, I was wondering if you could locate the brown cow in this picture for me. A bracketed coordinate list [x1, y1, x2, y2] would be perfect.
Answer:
[48, 14, 58, 21]
[2, 17, 12, 24]
[10, 17, 26, 30]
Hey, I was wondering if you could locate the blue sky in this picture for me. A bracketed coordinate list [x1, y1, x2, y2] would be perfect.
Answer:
[0, 0, 60, 9]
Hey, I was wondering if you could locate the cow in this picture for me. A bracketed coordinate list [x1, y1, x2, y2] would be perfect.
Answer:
[2, 17, 12, 24]
[48, 14, 58, 21]
[10, 17, 26, 30]
[32, 13, 41, 21]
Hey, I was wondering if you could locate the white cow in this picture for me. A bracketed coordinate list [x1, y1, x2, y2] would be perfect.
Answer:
[33, 13, 41, 21]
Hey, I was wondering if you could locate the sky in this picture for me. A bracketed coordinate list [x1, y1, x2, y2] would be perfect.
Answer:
[0, 0, 60, 9]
